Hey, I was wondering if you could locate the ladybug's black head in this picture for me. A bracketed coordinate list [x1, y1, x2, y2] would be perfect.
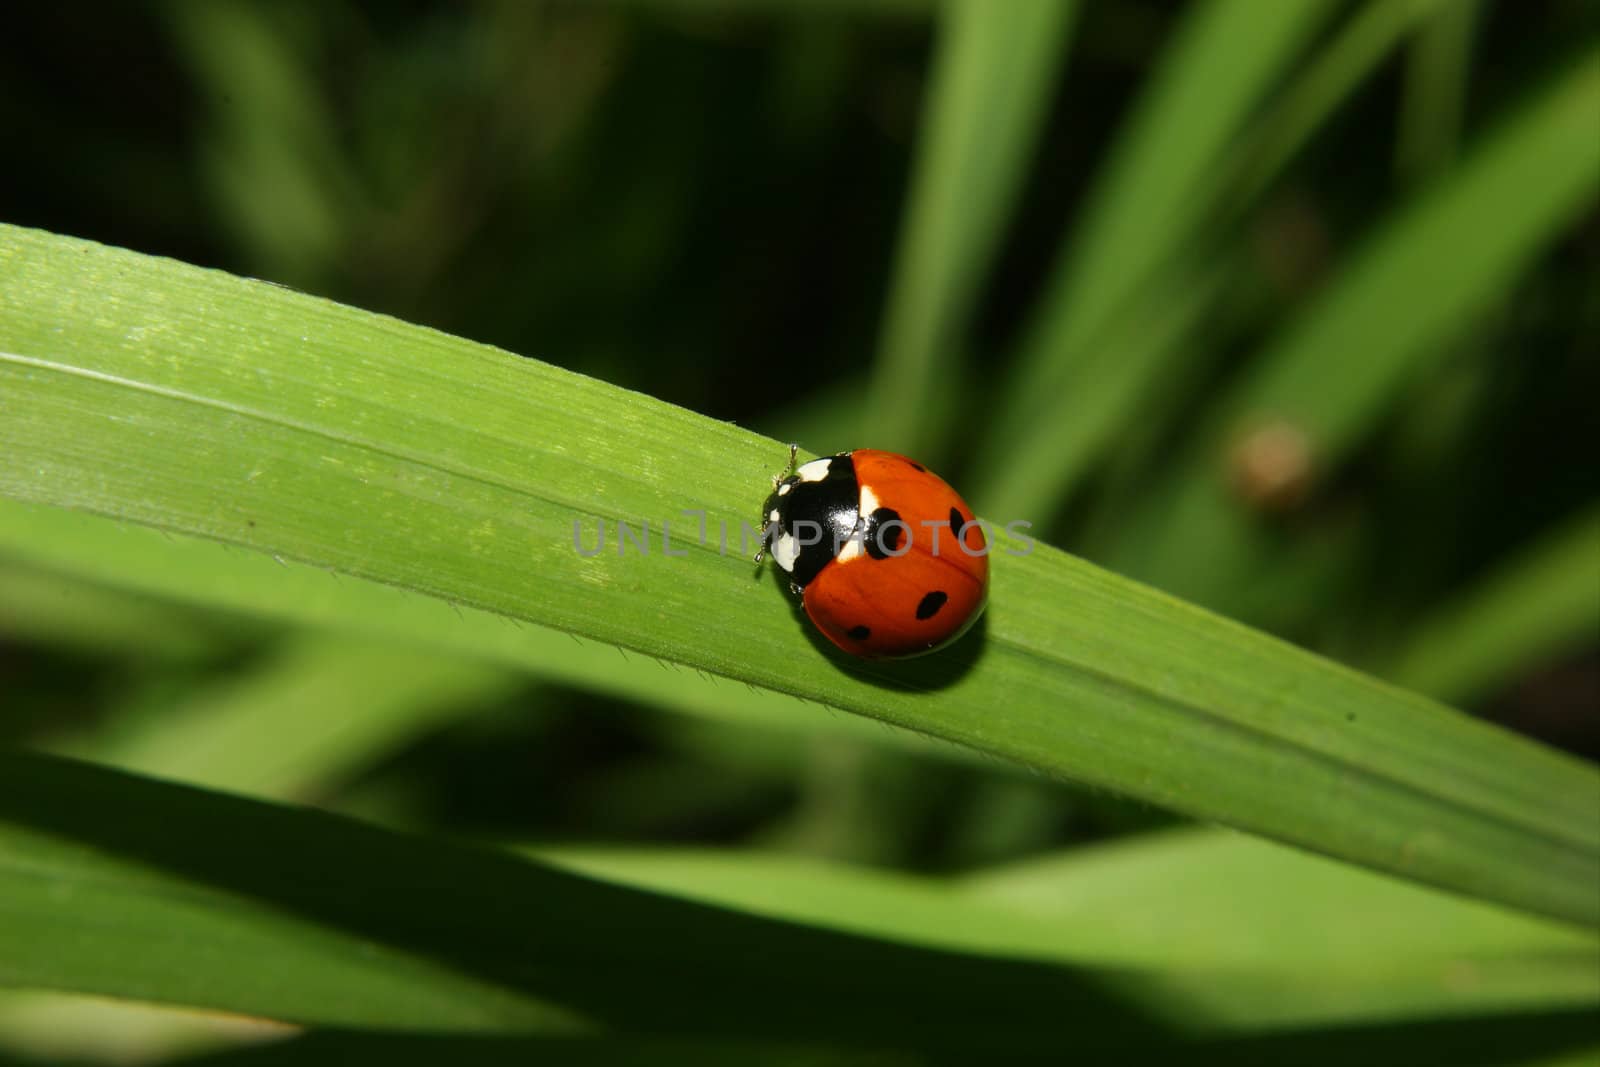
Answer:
[761, 454, 861, 588]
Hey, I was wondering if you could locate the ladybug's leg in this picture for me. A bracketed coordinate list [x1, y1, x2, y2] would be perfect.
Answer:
[770, 442, 798, 489]
[754, 443, 799, 565]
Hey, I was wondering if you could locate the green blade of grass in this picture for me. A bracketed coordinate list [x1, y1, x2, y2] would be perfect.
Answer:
[1, 223, 1596, 924]
[4, 754, 1594, 1046]
[1109, 47, 1600, 610]
[956, 0, 1465, 529]
[623, 0, 933, 13]
[866, 0, 1077, 457]
[0, 753, 1146, 1051]
[970, 0, 1338, 516]
[1229, 43, 1597, 465]
[0, 760, 584, 1033]
[975, 0, 1472, 526]
[1385, 507, 1600, 705]
[957, 827, 1600, 981]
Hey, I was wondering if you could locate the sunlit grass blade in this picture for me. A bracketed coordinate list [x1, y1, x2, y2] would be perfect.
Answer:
[958, 828, 1599, 980]
[1384, 507, 1600, 705]
[866, 0, 1077, 458]
[0, 991, 291, 1066]
[1109, 48, 1600, 610]
[972, 0, 1338, 516]
[1, 224, 1596, 924]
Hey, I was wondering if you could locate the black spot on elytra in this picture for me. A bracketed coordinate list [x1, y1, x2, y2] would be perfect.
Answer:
[952, 507, 984, 550]
[909, 461, 926, 472]
[847, 625, 872, 640]
[865, 507, 904, 560]
[916, 591, 948, 620]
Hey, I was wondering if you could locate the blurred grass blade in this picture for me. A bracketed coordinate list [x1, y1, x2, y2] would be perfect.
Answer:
[170, 1034, 908, 1067]
[0, 760, 581, 1033]
[1112, 47, 1600, 608]
[1224, 44, 1599, 467]
[965, 256, 1227, 526]
[0, 753, 1139, 1051]
[1228, 0, 1453, 208]
[0, 562, 246, 663]
[1, 224, 1597, 924]
[42, 636, 519, 801]
[625, 0, 935, 13]
[165, 1022, 1600, 1067]
[958, 828, 1600, 979]
[1385, 507, 1600, 705]
[4, 753, 1594, 1047]
[1396, 0, 1481, 186]
[972, 0, 1338, 515]
[866, 0, 1077, 457]
[163, 0, 358, 280]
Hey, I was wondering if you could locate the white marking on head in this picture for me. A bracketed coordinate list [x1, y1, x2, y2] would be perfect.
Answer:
[772, 531, 800, 572]
[776, 481, 792, 496]
[768, 508, 780, 523]
[837, 537, 864, 563]
[859, 485, 880, 514]
[795, 458, 833, 483]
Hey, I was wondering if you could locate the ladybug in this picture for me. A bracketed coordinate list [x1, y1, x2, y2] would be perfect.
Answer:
[756, 447, 989, 659]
